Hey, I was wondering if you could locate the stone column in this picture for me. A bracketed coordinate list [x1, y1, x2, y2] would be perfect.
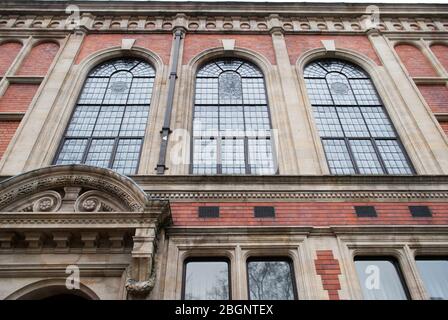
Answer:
[270, 27, 322, 174]
[368, 31, 448, 174]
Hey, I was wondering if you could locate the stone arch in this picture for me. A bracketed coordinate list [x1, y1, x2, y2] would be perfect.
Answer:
[46, 46, 164, 171]
[16, 40, 60, 76]
[394, 42, 438, 77]
[0, 164, 149, 212]
[5, 279, 100, 300]
[0, 40, 23, 75]
[188, 46, 272, 79]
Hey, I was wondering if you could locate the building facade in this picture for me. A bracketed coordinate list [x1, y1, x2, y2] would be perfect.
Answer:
[0, 0, 447, 300]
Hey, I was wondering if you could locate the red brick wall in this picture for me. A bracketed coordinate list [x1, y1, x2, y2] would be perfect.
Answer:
[16, 42, 59, 76]
[395, 44, 437, 77]
[0, 84, 39, 112]
[75, 34, 173, 65]
[417, 84, 448, 113]
[284, 35, 381, 65]
[0, 41, 22, 76]
[314, 250, 342, 300]
[182, 34, 276, 65]
[170, 202, 448, 226]
[0, 120, 20, 159]
[439, 121, 448, 136]
[430, 44, 448, 72]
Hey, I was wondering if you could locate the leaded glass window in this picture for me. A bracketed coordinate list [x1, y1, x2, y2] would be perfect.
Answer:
[54, 58, 155, 175]
[304, 59, 413, 175]
[192, 59, 276, 174]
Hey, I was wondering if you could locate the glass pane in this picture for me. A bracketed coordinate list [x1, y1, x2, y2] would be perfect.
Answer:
[376, 140, 413, 174]
[326, 73, 356, 105]
[416, 258, 448, 300]
[337, 107, 369, 137]
[66, 105, 100, 137]
[305, 78, 333, 105]
[119, 105, 149, 137]
[192, 139, 217, 174]
[312, 106, 344, 137]
[362, 107, 395, 138]
[248, 260, 295, 300]
[112, 139, 141, 175]
[303, 63, 327, 78]
[219, 71, 242, 104]
[131, 62, 155, 77]
[248, 139, 275, 175]
[55, 139, 88, 165]
[84, 139, 114, 168]
[322, 139, 355, 174]
[244, 106, 271, 136]
[77, 78, 109, 104]
[127, 77, 153, 104]
[221, 138, 245, 174]
[103, 71, 132, 105]
[242, 78, 266, 104]
[92, 106, 125, 137]
[193, 106, 219, 137]
[184, 261, 229, 300]
[219, 106, 244, 136]
[355, 259, 408, 300]
[350, 79, 381, 105]
[350, 140, 384, 174]
[195, 78, 218, 105]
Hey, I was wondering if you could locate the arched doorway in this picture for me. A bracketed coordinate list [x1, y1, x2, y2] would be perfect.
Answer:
[6, 280, 100, 300]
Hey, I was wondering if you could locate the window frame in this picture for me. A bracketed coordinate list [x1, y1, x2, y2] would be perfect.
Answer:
[182, 257, 232, 300]
[52, 58, 155, 175]
[415, 255, 448, 300]
[246, 256, 298, 300]
[304, 59, 415, 175]
[354, 255, 412, 300]
[190, 58, 278, 175]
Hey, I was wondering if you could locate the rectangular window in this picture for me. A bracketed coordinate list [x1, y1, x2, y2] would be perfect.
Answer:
[355, 257, 409, 300]
[198, 206, 220, 218]
[254, 206, 275, 218]
[416, 257, 448, 300]
[183, 259, 230, 300]
[247, 258, 296, 300]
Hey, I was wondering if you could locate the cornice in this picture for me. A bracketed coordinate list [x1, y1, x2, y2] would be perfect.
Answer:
[1, 1, 448, 16]
[167, 225, 448, 236]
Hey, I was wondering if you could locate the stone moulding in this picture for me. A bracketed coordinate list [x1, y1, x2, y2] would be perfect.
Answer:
[0, 164, 150, 212]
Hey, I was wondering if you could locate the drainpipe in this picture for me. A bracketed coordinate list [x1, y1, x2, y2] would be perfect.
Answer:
[156, 28, 184, 174]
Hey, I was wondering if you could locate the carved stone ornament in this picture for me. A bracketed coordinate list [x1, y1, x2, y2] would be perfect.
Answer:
[0, 165, 149, 212]
[125, 277, 155, 294]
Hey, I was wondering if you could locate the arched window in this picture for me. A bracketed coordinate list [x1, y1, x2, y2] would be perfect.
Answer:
[304, 59, 413, 175]
[54, 58, 155, 175]
[192, 59, 275, 174]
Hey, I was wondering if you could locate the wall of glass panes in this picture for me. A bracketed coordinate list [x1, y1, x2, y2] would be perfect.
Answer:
[304, 59, 413, 175]
[54, 58, 155, 175]
[192, 59, 276, 175]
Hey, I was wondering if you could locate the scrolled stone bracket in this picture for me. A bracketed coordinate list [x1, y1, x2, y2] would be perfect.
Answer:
[125, 199, 171, 299]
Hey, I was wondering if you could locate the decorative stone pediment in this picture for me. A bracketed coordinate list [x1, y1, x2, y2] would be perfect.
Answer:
[0, 165, 149, 213]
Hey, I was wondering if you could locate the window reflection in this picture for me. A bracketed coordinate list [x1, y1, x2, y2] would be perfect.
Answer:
[416, 257, 448, 300]
[355, 258, 409, 300]
[247, 259, 296, 300]
[184, 260, 229, 300]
